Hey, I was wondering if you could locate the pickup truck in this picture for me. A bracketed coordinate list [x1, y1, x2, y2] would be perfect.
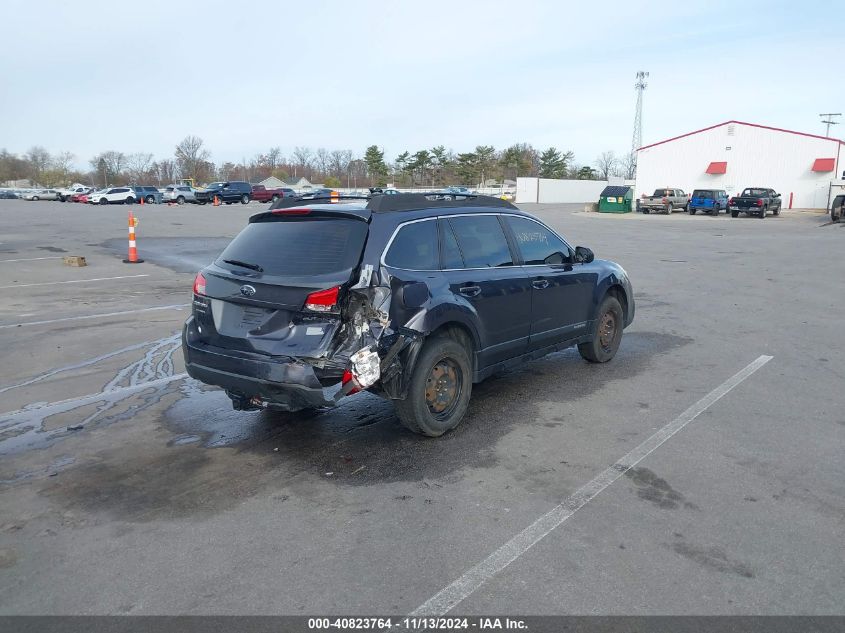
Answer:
[728, 188, 782, 218]
[830, 194, 844, 222]
[250, 184, 297, 203]
[58, 183, 92, 202]
[639, 188, 688, 214]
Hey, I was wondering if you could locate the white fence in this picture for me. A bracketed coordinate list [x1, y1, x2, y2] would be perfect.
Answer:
[516, 177, 611, 204]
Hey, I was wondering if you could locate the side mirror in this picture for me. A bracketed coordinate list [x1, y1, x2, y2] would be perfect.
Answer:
[775, 193, 781, 198]
[574, 246, 594, 264]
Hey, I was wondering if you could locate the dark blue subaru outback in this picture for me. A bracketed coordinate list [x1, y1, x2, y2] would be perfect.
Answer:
[182, 194, 634, 436]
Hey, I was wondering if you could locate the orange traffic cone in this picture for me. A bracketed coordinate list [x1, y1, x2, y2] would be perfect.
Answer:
[122, 210, 144, 264]
[139, 195, 144, 206]
[213, 195, 220, 206]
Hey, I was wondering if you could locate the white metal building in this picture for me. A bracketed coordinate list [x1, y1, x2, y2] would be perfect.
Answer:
[636, 120, 844, 209]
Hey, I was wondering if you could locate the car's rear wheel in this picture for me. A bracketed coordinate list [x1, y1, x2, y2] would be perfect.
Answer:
[394, 335, 472, 437]
[241, 194, 250, 204]
[731, 209, 739, 218]
[271, 194, 280, 203]
[665, 203, 673, 214]
[642, 208, 650, 214]
[578, 294, 624, 363]
[125, 197, 134, 204]
[689, 207, 696, 215]
[759, 206, 767, 219]
[99, 198, 108, 205]
[32, 196, 39, 201]
[176, 196, 185, 205]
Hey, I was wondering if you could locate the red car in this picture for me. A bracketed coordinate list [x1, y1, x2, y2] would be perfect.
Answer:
[72, 192, 90, 203]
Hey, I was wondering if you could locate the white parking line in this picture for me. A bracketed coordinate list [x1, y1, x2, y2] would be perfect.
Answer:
[0, 256, 64, 263]
[410, 354, 774, 616]
[0, 274, 149, 289]
[0, 304, 189, 329]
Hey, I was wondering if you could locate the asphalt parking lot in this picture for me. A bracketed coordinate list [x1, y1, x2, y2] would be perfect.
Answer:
[0, 199, 843, 615]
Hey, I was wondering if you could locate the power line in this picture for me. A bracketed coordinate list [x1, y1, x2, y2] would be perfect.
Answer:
[819, 113, 841, 137]
[630, 71, 648, 178]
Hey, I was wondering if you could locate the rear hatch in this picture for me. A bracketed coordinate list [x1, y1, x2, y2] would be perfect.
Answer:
[192, 211, 369, 363]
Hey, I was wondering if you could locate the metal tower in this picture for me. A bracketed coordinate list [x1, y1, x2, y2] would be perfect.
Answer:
[819, 113, 841, 137]
[630, 71, 648, 178]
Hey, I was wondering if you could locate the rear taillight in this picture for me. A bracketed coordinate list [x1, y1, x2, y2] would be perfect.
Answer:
[305, 286, 339, 312]
[662, 197, 668, 203]
[756, 199, 763, 207]
[193, 272, 206, 296]
[341, 369, 360, 395]
[728, 197, 734, 205]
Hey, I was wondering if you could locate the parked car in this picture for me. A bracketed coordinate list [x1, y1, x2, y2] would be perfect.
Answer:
[182, 193, 635, 436]
[195, 181, 252, 205]
[728, 188, 782, 218]
[87, 187, 136, 205]
[23, 189, 60, 201]
[132, 186, 163, 204]
[73, 192, 91, 203]
[297, 188, 338, 200]
[640, 188, 688, 214]
[58, 184, 92, 202]
[688, 189, 728, 215]
[163, 185, 196, 205]
[830, 194, 844, 222]
[250, 185, 297, 204]
[442, 186, 474, 195]
[369, 187, 401, 195]
[0, 190, 19, 199]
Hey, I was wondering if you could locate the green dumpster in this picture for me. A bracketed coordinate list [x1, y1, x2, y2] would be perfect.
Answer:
[598, 185, 633, 213]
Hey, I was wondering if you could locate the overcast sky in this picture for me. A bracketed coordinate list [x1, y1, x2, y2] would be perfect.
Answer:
[2, 0, 842, 169]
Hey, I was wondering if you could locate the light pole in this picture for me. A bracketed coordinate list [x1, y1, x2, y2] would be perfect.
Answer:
[820, 113, 841, 137]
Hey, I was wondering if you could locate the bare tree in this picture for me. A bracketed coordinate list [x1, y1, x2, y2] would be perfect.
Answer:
[153, 159, 179, 185]
[291, 146, 313, 178]
[329, 149, 353, 180]
[175, 135, 211, 180]
[266, 147, 283, 170]
[25, 146, 51, 183]
[594, 151, 618, 180]
[52, 151, 76, 176]
[126, 152, 155, 183]
[314, 148, 330, 178]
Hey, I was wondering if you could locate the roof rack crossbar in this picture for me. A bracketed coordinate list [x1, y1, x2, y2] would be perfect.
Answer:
[268, 195, 370, 210]
[365, 193, 517, 213]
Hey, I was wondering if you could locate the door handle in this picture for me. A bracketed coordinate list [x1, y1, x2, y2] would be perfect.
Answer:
[532, 279, 550, 290]
[459, 285, 481, 298]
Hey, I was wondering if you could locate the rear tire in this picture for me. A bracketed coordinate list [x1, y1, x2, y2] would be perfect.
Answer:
[689, 207, 696, 215]
[731, 209, 739, 218]
[760, 206, 767, 219]
[394, 335, 472, 437]
[271, 194, 280, 203]
[176, 196, 185, 205]
[125, 197, 134, 204]
[578, 294, 624, 363]
[665, 203, 673, 215]
[241, 194, 250, 204]
[32, 196, 39, 201]
[642, 209, 650, 214]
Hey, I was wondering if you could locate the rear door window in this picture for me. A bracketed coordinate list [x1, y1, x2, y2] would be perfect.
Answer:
[446, 215, 513, 268]
[384, 219, 439, 270]
[217, 218, 368, 276]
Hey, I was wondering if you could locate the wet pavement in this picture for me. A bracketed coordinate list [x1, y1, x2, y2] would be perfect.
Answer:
[0, 200, 843, 614]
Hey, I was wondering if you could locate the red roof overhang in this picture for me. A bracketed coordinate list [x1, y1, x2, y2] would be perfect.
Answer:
[706, 161, 727, 174]
[812, 158, 835, 172]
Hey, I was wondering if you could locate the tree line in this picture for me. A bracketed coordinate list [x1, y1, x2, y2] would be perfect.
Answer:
[0, 136, 632, 189]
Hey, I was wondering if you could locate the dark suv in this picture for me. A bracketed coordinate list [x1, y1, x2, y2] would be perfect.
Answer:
[195, 181, 252, 205]
[182, 194, 635, 436]
[132, 186, 162, 204]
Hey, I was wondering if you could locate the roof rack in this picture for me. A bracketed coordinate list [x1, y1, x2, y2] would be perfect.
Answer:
[366, 193, 517, 213]
[268, 195, 370, 210]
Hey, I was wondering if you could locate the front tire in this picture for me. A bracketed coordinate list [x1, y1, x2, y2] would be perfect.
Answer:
[578, 294, 624, 363]
[394, 335, 472, 437]
[99, 198, 108, 205]
[773, 204, 780, 216]
[145, 195, 155, 204]
[689, 207, 696, 215]
[241, 194, 250, 204]
[176, 196, 185, 205]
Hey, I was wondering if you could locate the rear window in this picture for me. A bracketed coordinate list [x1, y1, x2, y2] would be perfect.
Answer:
[742, 189, 768, 197]
[217, 218, 368, 276]
[693, 190, 714, 199]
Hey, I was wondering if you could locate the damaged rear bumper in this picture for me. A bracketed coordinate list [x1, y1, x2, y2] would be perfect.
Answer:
[182, 317, 341, 411]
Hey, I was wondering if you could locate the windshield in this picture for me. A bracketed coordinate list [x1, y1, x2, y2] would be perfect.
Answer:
[216, 218, 368, 277]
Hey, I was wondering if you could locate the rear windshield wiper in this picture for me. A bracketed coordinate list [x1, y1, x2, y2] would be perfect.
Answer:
[222, 259, 264, 272]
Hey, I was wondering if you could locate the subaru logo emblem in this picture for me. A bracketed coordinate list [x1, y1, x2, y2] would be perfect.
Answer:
[240, 285, 256, 297]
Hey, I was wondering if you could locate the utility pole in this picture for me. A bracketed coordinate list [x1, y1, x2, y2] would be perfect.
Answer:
[630, 71, 649, 179]
[820, 113, 841, 137]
